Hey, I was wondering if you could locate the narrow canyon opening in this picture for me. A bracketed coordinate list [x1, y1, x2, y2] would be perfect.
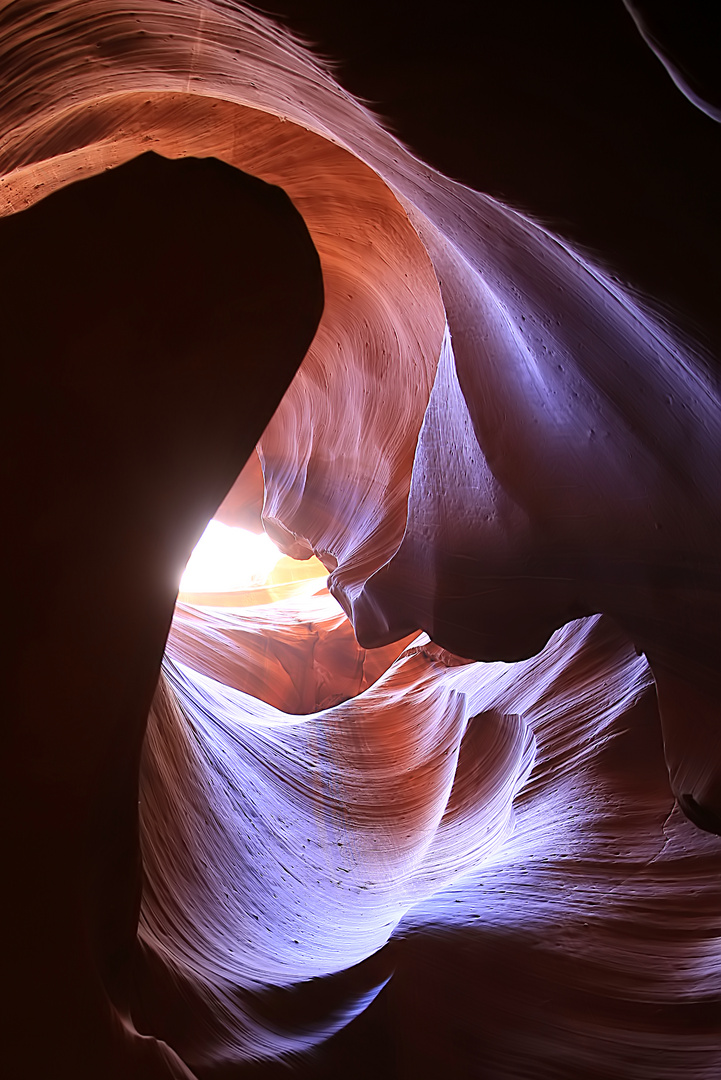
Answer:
[3, 4, 720, 1079]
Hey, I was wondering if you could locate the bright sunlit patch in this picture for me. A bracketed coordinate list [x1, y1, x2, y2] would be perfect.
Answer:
[180, 520, 282, 593]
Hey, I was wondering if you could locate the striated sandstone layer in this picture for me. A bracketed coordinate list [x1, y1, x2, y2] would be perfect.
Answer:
[1, 2, 719, 1078]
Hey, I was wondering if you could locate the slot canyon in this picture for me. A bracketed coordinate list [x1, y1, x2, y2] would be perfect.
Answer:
[2, 2, 720, 1077]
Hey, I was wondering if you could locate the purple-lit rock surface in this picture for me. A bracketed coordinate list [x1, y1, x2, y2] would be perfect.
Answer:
[1, 2, 719, 1077]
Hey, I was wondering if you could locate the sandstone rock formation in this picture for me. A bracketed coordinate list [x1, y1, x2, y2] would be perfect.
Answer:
[1, 2, 719, 1077]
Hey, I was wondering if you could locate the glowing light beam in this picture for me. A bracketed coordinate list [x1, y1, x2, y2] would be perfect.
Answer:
[179, 520, 282, 593]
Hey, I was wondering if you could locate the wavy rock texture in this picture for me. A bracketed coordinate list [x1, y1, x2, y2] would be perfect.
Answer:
[1, 2, 719, 1078]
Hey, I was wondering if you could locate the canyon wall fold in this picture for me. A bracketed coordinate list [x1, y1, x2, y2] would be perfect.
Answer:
[1, 2, 719, 1078]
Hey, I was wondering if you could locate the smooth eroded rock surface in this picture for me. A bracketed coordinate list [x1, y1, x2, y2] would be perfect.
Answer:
[2, 2, 719, 1078]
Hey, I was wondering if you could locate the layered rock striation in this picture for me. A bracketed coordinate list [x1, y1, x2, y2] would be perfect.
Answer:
[1, 2, 719, 1077]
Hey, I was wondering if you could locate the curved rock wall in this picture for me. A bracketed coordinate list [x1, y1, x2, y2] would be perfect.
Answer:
[2, 2, 719, 1077]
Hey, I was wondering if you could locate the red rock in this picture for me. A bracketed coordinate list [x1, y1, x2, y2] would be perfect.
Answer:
[2, 4, 719, 1078]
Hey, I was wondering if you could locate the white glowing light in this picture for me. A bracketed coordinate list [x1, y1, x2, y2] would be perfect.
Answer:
[180, 520, 282, 593]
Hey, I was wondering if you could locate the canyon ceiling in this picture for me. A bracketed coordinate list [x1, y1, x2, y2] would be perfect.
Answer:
[1, 2, 720, 1078]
